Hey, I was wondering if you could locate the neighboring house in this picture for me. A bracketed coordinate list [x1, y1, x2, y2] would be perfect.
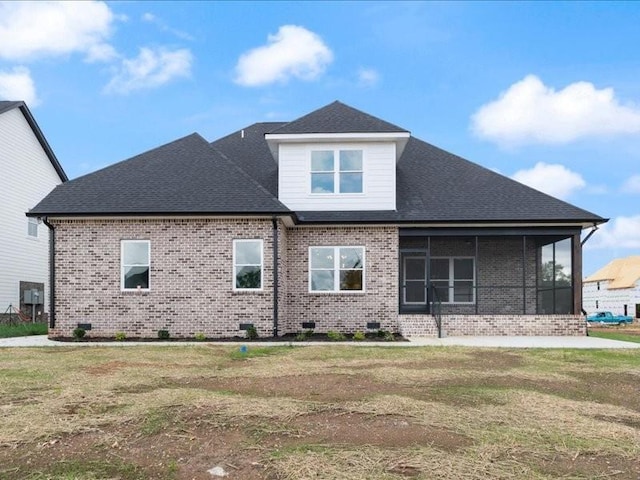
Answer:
[0, 101, 68, 321]
[28, 101, 606, 338]
[583, 256, 640, 319]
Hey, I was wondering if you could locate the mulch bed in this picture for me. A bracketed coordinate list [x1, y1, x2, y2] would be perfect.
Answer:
[49, 332, 408, 343]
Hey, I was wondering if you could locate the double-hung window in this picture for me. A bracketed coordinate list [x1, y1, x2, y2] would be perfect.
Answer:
[121, 240, 150, 290]
[310, 150, 363, 194]
[233, 239, 263, 290]
[310, 246, 364, 292]
[430, 257, 475, 303]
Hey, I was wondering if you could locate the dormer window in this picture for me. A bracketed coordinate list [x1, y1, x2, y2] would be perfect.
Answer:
[311, 149, 363, 194]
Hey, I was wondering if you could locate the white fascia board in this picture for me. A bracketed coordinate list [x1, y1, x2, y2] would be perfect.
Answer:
[266, 132, 410, 160]
[265, 132, 410, 142]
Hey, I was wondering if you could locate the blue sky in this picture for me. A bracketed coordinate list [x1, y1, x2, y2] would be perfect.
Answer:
[1, 1, 639, 276]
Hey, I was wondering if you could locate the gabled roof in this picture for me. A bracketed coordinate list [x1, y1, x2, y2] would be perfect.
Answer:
[268, 101, 408, 134]
[29, 133, 289, 216]
[584, 256, 640, 289]
[0, 100, 68, 182]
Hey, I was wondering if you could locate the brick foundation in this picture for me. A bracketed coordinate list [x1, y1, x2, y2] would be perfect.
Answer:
[399, 314, 586, 337]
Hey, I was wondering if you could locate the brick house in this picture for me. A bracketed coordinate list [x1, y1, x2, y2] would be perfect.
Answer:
[28, 101, 606, 339]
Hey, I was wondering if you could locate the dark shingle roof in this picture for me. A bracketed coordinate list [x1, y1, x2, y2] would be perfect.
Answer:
[29, 100, 604, 225]
[29, 133, 289, 216]
[268, 101, 408, 134]
[1, 100, 68, 182]
[393, 137, 602, 223]
[211, 122, 286, 194]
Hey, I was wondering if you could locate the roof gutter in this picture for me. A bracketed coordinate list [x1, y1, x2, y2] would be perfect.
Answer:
[41, 217, 56, 329]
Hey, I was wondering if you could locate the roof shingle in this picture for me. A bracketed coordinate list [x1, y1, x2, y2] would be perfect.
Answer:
[268, 101, 408, 134]
[29, 133, 289, 216]
[28, 101, 604, 226]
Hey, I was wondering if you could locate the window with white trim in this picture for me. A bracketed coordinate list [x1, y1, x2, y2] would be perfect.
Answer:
[233, 239, 263, 290]
[310, 246, 364, 292]
[121, 240, 150, 290]
[28, 217, 38, 238]
[310, 149, 363, 194]
[430, 257, 475, 303]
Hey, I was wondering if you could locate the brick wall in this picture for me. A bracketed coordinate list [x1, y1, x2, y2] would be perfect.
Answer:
[284, 226, 399, 334]
[49, 220, 585, 339]
[50, 218, 276, 339]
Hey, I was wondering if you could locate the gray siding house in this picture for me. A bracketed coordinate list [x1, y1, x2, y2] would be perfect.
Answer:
[28, 102, 605, 339]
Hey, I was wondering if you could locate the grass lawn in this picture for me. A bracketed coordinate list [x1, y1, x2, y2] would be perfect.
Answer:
[588, 323, 640, 344]
[588, 330, 640, 344]
[1, 345, 640, 479]
[0, 321, 47, 338]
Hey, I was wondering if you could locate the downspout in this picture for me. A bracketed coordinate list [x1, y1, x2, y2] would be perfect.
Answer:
[41, 217, 55, 329]
[271, 216, 279, 337]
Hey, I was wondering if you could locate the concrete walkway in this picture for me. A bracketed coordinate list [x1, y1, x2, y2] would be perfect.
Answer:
[1, 334, 639, 349]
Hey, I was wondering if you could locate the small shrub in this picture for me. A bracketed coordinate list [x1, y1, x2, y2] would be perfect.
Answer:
[376, 329, 388, 338]
[353, 331, 366, 341]
[157, 329, 170, 340]
[194, 332, 206, 341]
[294, 329, 314, 341]
[246, 325, 259, 340]
[327, 330, 346, 341]
[114, 331, 126, 341]
[72, 328, 86, 339]
[383, 331, 395, 341]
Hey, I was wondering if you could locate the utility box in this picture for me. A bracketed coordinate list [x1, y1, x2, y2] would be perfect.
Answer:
[24, 289, 44, 305]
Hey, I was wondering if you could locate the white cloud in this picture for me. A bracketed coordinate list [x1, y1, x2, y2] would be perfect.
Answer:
[104, 47, 193, 94]
[471, 75, 640, 147]
[141, 12, 194, 41]
[621, 175, 640, 194]
[357, 68, 380, 87]
[0, 1, 118, 62]
[587, 215, 640, 249]
[235, 25, 333, 87]
[0, 67, 39, 106]
[511, 162, 586, 199]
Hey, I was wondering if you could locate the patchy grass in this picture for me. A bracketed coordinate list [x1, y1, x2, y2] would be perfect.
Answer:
[0, 322, 47, 338]
[1, 345, 640, 479]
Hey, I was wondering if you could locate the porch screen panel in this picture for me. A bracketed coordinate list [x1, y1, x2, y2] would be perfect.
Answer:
[537, 238, 572, 314]
[453, 258, 474, 302]
[405, 257, 426, 303]
[430, 258, 450, 302]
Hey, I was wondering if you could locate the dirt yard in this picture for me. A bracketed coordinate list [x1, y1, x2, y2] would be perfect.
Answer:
[1, 345, 639, 479]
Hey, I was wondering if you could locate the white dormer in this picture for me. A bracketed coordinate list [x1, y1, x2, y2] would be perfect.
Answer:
[265, 102, 410, 212]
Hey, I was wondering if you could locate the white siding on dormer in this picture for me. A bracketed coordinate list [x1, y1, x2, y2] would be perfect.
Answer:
[0, 108, 63, 314]
[278, 142, 396, 211]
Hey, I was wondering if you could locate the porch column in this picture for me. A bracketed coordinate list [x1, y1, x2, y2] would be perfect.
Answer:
[572, 232, 583, 314]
